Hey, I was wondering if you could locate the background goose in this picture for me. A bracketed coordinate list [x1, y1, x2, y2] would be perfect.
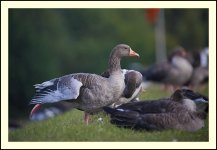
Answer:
[29, 44, 139, 125]
[102, 69, 143, 108]
[141, 47, 193, 91]
[188, 66, 208, 89]
[184, 47, 209, 90]
[104, 89, 208, 131]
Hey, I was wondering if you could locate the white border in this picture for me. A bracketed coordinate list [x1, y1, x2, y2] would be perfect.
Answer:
[1, 1, 216, 149]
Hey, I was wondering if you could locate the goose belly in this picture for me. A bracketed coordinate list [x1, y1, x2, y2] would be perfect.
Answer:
[78, 76, 125, 111]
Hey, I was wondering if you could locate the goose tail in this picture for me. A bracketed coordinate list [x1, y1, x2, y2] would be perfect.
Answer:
[103, 107, 140, 128]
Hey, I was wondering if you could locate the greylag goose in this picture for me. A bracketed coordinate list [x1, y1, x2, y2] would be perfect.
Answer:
[188, 66, 208, 89]
[184, 47, 209, 89]
[142, 47, 193, 91]
[31, 69, 144, 121]
[29, 44, 139, 125]
[104, 89, 208, 131]
[102, 69, 143, 108]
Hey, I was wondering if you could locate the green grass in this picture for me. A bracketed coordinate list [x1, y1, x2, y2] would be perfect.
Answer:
[9, 84, 209, 142]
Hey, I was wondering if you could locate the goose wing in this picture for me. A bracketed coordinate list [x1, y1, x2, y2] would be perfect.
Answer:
[122, 69, 143, 98]
[30, 74, 83, 104]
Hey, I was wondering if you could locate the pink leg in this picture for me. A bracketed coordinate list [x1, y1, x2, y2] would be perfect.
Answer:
[163, 84, 173, 93]
[174, 85, 180, 91]
[84, 112, 90, 125]
[30, 104, 41, 118]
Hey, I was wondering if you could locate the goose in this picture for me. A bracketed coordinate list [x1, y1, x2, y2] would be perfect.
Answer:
[30, 69, 144, 122]
[184, 47, 209, 89]
[104, 89, 208, 131]
[188, 66, 208, 89]
[29, 44, 139, 125]
[141, 47, 193, 91]
[101, 69, 143, 108]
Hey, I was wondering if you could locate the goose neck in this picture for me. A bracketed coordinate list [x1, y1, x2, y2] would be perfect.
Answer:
[108, 55, 121, 73]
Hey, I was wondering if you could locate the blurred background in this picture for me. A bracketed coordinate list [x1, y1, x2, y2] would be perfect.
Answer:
[9, 9, 208, 127]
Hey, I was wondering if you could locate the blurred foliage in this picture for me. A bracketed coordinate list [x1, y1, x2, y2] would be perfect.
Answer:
[165, 9, 208, 52]
[9, 9, 208, 119]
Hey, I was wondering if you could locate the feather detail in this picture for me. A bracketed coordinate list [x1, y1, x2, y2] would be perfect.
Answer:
[30, 75, 83, 104]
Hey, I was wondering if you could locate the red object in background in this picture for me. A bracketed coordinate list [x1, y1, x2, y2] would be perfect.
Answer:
[146, 8, 160, 24]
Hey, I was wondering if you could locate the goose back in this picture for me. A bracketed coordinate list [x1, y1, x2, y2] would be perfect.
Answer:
[104, 89, 208, 131]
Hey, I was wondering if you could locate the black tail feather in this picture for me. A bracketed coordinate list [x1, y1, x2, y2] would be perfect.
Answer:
[103, 107, 139, 126]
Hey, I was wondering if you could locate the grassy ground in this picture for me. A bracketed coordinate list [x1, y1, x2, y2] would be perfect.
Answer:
[9, 84, 209, 142]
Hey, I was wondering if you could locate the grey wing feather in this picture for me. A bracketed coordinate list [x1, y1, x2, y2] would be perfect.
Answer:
[30, 75, 83, 104]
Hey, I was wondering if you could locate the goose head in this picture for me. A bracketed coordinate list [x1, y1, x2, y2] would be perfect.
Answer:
[171, 89, 208, 112]
[168, 46, 187, 60]
[108, 44, 139, 73]
[170, 89, 196, 111]
[110, 44, 139, 58]
[180, 88, 208, 112]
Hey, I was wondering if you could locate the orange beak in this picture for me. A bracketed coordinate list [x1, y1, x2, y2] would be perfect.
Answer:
[129, 49, 140, 57]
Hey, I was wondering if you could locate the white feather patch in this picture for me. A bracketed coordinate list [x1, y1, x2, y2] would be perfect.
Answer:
[183, 98, 196, 111]
[61, 77, 83, 100]
[34, 81, 54, 89]
[31, 77, 83, 104]
[116, 108, 125, 112]
[194, 98, 208, 103]
[122, 69, 128, 76]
